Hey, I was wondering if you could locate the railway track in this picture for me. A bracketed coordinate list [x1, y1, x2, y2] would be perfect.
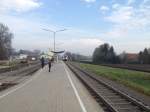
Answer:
[0, 61, 40, 74]
[66, 62, 150, 112]
[0, 64, 40, 80]
[80, 61, 150, 73]
[0, 64, 40, 91]
[100, 64, 150, 73]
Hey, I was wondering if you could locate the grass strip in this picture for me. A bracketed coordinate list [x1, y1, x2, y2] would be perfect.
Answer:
[79, 63, 150, 96]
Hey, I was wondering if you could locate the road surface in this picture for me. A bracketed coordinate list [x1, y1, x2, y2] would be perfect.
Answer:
[0, 61, 104, 112]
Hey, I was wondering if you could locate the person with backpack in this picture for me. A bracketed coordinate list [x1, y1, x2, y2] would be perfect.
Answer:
[40, 57, 45, 69]
[48, 59, 52, 72]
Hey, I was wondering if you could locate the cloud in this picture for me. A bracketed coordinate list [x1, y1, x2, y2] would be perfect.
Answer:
[14, 37, 104, 56]
[103, 0, 150, 38]
[114, 41, 150, 54]
[143, 0, 150, 4]
[82, 0, 96, 3]
[0, 13, 57, 50]
[0, 0, 42, 12]
[100, 6, 109, 13]
[60, 38, 103, 55]
[112, 3, 120, 9]
[104, 26, 128, 38]
[0, 12, 103, 55]
[106, 6, 133, 24]
[128, 0, 135, 5]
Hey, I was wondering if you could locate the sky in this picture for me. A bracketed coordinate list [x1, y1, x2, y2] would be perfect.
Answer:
[0, 0, 150, 55]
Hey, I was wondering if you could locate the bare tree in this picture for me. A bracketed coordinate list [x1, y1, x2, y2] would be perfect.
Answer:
[0, 23, 13, 60]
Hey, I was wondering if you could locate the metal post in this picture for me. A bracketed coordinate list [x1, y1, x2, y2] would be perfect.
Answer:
[54, 32, 56, 52]
[54, 32, 56, 62]
[42, 28, 67, 62]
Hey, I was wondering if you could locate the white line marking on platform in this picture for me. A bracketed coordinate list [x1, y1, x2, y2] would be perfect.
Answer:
[0, 69, 42, 100]
[64, 64, 88, 112]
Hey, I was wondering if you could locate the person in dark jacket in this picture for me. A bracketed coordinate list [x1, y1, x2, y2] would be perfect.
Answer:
[48, 59, 52, 72]
[40, 57, 45, 69]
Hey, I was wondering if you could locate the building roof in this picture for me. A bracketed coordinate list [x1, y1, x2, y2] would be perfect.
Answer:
[126, 53, 138, 61]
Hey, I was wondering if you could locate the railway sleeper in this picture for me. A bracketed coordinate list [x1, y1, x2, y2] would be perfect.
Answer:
[98, 92, 117, 96]
[112, 104, 139, 109]
[117, 106, 140, 111]
[107, 99, 132, 104]
[67, 63, 150, 112]
[109, 102, 132, 105]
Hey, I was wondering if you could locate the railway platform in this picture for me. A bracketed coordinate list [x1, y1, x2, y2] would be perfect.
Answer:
[0, 61, 104, 112]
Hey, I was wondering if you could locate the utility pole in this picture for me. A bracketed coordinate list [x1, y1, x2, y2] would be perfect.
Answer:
[42, 28, 67, 61]
[42, 28, 67, 52]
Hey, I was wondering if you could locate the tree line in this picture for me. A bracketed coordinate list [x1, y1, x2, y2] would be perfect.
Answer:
[93, 43, 120, 64]
[93, 43, 150, 64]
[64, 43, 150, 64]
[139, 48, 150, 64]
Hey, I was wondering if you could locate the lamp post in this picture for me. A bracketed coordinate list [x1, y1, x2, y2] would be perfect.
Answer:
[42, 28, 67, 62]
[42, 28, 67, 52]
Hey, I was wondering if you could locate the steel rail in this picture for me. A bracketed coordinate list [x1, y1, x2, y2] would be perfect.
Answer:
[66, 62, 150, 112]
[0, 64, 40, 91]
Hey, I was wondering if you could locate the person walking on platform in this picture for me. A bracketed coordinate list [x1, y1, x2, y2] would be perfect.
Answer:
[48, 59, 52, 72]
[40, 57, 45, 69]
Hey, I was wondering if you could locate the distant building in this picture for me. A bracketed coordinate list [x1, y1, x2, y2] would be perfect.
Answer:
[119, 52, 139, 64]
[10, 50, 41, 62]
[126, 53, 139, 62]
[19, 54, 28, 60]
